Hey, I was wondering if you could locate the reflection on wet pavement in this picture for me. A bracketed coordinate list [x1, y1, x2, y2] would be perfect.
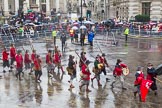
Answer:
[0, 36, 162, 108]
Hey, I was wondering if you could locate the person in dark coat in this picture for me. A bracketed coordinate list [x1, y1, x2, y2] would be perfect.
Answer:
[146, 63, 157, 95]
[60, 32, 66, 52]
[88, 31, 95, 47]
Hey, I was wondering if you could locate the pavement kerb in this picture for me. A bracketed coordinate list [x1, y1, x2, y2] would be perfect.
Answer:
[127, 35, 162, 40]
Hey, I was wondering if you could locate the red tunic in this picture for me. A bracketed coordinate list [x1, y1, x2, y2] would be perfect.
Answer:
[24, 53, 31, 63]
[10, 47, 16, 58]
[31, 53, 36, 62]
[113, 63, 127, 76]
[2, 51, 9, 61]
[53, 53, 60, 64]
[81, 64, 91, 81]
[15, 54, 23, 68]
[46, 54, 52, 64]
[34, 58, 42, 71]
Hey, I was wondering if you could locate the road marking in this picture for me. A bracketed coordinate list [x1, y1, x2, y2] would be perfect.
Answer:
[137, 50, 160, 53]
[106, 52, 128, 55]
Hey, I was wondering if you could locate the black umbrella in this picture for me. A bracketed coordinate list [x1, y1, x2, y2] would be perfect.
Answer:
[155, 64, 162, 75]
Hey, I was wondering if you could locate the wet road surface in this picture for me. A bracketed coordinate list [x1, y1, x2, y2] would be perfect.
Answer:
[0, 35, 162, 108]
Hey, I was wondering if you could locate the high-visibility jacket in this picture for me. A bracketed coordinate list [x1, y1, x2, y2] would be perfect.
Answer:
[124, 28, 129, 35]
[52, 30, 57, 37]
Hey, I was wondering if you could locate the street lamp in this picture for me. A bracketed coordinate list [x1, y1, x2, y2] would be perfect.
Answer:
[80, 0, 87, 26]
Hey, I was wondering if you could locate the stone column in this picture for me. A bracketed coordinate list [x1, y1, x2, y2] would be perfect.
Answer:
[26, 0, 30, 9]
[36, 0, 40, 11]
[3, 0, 9, 16]
[15, 0, 19, 15]
[23, 1, 28, 14]
[56, 0, 60, 12]
[46, 0, 50, 15]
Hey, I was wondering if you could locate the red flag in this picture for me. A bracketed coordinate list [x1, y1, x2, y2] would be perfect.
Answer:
[140, 79, 153, 102]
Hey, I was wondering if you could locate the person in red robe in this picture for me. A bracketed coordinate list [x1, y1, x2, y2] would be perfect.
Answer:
[29, 49, 36, 75]
[111, 59, 127, 90]
[46, 50, 54, 77]
[15, 50, 23, 80]
[134, 66, 145, 101]
[10, 43, 16, 70]
[79, 60, 91, 92]
[53, 50, 65, 74]
[34, 55, 42, 83]
[2, 47, 9, 73]
[24, 50, 31, 70]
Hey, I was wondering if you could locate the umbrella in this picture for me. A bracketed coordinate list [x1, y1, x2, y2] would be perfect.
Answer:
[73, 22, 79, 25]
[83, 21, 94, 25]
[25, 23, 35, 26]
[155, 64, 162, 75]
[71, 26, 78, 30]
[80, 25, 87, 29]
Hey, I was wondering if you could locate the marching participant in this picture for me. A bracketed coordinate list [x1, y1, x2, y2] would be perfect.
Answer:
[24, 50, 31, 70]
[79, 52, 87, 70]
[15, 50, 23, 80]
[53, 50, 65, 74]
[146, 63, 157, 95]
[2, 47, 9, 73]
[34, 55, 42, 83]
[134, 66, 144, 101]
[91, 56, 102, 87]
[99, 53, 110, 81]
[111, 59, 127, 90]
[46, 50, 54, 77]
[79, 60, 91, 92]
[10, 43, 16, 71]
[134, 66, 153, 102]
[29, 49, 36, 75]
[67, 55, 77, 89]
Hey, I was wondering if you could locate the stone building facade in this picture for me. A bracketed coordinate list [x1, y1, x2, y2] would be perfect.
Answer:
[0, 0, 67, 16]
[110, 0, 162, 22]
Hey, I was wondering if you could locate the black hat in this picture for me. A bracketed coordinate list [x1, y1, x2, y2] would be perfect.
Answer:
[36, 55, 40, 58]
[85, 60, 91, 64]
[117, 59, 122, 63]
[48, 49, 52, 53]
[102, 53, 106, 56]
[81, 51, 86, 55]
[17, 50, 22, 54]
[69, 55, 73, 58]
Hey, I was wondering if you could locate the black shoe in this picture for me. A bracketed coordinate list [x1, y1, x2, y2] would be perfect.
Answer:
[110, 83, 114, 88]
[122, 87, 127, 90]
[38, 79, 42, 82]
[3, 70, 6, 73]
[28, 72, 32, 75]
[106, 78, 110, 82]
[154, 92, 157, 96]
[9, 70, 12, 72]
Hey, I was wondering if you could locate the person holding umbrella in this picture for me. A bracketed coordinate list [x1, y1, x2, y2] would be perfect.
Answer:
[146, 63, 157, 95]
[80, 30, 85, 46]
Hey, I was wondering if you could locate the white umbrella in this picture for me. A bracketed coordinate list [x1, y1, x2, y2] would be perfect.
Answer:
[71, 26, 78, 30]
[118, 22, 123, 25]
[80, 25, 87, 29]
[83, 21, 94, 25]
[73, 22, 79, 25]
[25, 23, 35, 26]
